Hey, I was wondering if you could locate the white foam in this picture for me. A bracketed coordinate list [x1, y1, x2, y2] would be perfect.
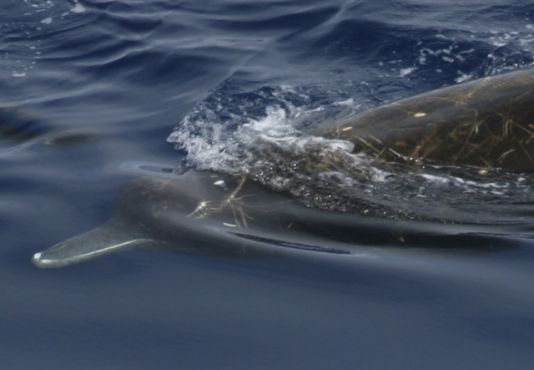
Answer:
[399, 67, 416, 77]
[244, 106, 293, 134]
[168, 101, 361, 183]
[333, 98, 355, 106]
[421, 172, 512, 196]
[370, 167, 391, 183]
[455, 73, 472, 83]
[71, 1, 86, 13]
[41, 17, 53, 24]
[420, 174, 450, 185]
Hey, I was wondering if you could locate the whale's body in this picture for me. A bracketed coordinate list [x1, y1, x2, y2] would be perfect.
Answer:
[33, 69, 534, 267]
[321, 68, 534, 172]
[33, 170, 514, 268]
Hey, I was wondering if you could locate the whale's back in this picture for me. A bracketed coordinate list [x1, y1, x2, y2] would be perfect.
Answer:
[321, 68, 534, 172]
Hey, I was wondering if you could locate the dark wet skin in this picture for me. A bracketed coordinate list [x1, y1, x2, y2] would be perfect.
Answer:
[321, 68, 534, 172]
[31, 69, 534, 267]
[33, 171, 514, 268]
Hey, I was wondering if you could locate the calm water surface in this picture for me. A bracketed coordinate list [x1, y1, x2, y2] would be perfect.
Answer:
[2, 0, 534, 369]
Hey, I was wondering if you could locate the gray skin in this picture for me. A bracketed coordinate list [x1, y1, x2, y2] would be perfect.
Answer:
[32, 170, 513, 268]
[32, 69, 534, 267]
[319, 68, 534, 172]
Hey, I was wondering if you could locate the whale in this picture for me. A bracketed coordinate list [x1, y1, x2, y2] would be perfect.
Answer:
[319, 68, 534, 172]
[32, 169, 516, 268]
[32, 69, 534, 267]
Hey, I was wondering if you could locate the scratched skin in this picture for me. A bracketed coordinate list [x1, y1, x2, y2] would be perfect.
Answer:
[321, 68, 534, 173]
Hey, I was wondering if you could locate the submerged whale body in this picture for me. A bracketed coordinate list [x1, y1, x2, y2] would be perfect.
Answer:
[0, 107, 100, 148]
[33, 170, 515, 268]
[32, 171, 344, 267]
[33, 69, 534, 267]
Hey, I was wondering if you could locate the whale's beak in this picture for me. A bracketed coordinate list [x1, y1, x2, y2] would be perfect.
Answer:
[32, 221, 153, 268]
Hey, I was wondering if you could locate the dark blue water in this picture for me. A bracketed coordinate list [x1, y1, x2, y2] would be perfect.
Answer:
[3, 1, 534, 368]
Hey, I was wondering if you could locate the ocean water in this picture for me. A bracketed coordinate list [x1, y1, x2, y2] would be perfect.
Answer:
[2, 0, 534, 368]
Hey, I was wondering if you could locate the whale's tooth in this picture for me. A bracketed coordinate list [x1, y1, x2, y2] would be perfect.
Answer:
[32, 221, 154, 268]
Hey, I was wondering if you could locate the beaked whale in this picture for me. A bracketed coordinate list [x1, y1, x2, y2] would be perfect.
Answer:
[32, 170, 514, 268]
[320, 68, 534, 172]
[32, 68, 534, 267]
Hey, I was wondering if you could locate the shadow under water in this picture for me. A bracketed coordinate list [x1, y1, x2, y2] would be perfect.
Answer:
[0, 107, 100, 156]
